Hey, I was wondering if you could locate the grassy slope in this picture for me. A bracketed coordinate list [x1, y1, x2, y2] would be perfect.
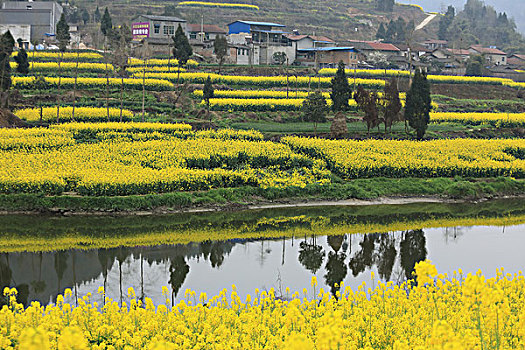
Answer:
[1, 178, 523, 212]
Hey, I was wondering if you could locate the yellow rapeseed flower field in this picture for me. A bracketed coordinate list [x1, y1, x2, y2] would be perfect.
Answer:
[2, 262, 525, 349]
[15, 107, 134, 123]
[431, 112, 525, 127]
[12, 76, 174, 91]
[283, 137, 525, 178]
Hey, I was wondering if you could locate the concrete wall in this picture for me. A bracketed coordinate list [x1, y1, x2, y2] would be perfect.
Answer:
[0, 24, 30, 43]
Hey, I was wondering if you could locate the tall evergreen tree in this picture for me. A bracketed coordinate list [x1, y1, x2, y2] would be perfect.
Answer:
[100, 8, 113, 37]
[81, 8, 90, 25]
[376, 23, 387, 40]
[0, 30, 15, 107]
[466, 55, 484, 76]
[56, 13, 70, 52]
[173, 24, 192, 66]
[438, 6, 455, 40]
[202, 75, 214, 120]
[330, 61, 351, 112]
[94, 6, 101, 23]
[14, 46, 29, 75]
[404, 69, 432, 140]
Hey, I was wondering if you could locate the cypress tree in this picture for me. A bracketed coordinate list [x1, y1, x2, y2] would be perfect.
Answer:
[0, 30, 15, 107]
[14, 46, 29, 75]
[202, 75, 214, 120]
[404, 69, 432, 140]
[173, 24, 192, 66]
[382, 78, 402, 133]
[376, 23, 387, 40]
[56, 13, 70, 52]
[94, 6, 101, 23]
[330, 61, 352, 112]
[100, 8, 113, 37]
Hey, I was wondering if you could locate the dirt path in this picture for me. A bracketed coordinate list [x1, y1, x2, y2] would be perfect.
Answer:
[415, 13, 437, 31]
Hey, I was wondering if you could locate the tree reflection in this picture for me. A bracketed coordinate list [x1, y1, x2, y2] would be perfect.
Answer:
[324, 252, 347, 297]
[400, 229, 427, 281]
[0, 254, 12, 306]
[376, 234, 397, 281]
[298, 239, 325, 274]
[54, 251, 69, 297]
[169, 256, 190, 302]
[349, 234, 379, 277]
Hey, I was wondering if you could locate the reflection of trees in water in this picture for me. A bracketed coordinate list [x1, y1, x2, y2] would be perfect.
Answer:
[169, 256, 190, 303]
[400, 230, 427, 281]
[298, 238, 325, 274]
[377, 235, 397, 281]
[443, 227, 465, 243]
[349, 234, 379, 277]
[54, 251, 69, 298]
[0, 253, 12, 306]
[324, 251, 347, 297]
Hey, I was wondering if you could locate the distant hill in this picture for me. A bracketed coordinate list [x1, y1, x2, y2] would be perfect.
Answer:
[76, 0, 428, 43]
[397, 0, 525, 34]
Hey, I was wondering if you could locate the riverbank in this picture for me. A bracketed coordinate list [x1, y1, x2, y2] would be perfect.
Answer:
[0, 177, 523, 214]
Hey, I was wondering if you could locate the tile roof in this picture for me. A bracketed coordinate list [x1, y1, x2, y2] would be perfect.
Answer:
[187, 24, 226, 33]
[470, 45, 506, 55]
[285, 34, 334, 43]
[367, 42, 400, 51]
[447, 48, 471, 55]
[140, 15, 186, 22]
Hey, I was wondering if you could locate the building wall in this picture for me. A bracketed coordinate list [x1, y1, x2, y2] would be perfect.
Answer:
[228, 22, 251, 35]
[0, 24, 30, 43]
[319, 50, 358, 68]
[263, 45, 296, 65]
[136, 16, 187, 39]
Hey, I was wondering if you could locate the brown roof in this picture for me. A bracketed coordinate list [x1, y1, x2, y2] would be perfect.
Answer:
[286, 34, 334, 43]
[509, 54, 525, 61]
[447, 48, 471, 55]
[187, 24, 226, 34]
[367, 42, 400, 51]
[470, 45, 506, 55]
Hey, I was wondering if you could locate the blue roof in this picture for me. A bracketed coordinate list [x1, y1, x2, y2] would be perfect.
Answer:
[228, 20, 286, 28]
[256, 30, 289, 34]
[298, 47, 356, 52]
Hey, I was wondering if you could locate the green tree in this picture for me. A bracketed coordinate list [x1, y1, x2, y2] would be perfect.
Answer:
[405, 69, 432, 140]
[466, 55, 484, 76]
[376, 23, 387, 40]
[14, 45, 29, 75]
[330, 61, 351, 112]
[202, 75, 214, 120]
[438, 6, 455, 40]
[172, 24, 192, 82]
[100, 8, 113, 37]
[213, 35, 228, 73]
[81, 8, 90, 25]
[302, 91, 329, 135]
[94, 6, 101, 23]
[272, 51, 287, 65]
[56, 13, 70, 52]
[55, 14, 70, 122]
[0, 30, 14, 108]
[354, 85, 380, 135]
[382, 78, 402, 133]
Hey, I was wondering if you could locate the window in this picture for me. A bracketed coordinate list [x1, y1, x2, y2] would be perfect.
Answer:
[163, 25, 175, 35]
[154, 24, 160, 34]
[190, 33, 197, 39]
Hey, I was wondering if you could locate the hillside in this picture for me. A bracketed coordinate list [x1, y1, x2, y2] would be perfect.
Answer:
[78, 0, 428, 42]
[398, 0, 525, 34]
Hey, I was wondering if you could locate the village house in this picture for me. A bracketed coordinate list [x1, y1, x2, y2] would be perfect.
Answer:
[0, 1, 63, 47]
[296, 47, 359, 68]
[469, 45, 507, 66]
[421, 39, 448, 51]
[131, 15, 187, 56]
[188, 24, 226, 42]
[507, 54, 525, 68]
[227, 20, 295, 65]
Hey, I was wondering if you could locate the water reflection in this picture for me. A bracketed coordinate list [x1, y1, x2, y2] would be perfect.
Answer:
[0, 199, 523, 306]
[0, 223, 524, 307]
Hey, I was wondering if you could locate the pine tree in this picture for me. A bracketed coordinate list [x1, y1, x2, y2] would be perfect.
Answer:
[0, 30, 14, 107]
[438, 6, 455, 40]
[100, 8, 113, 37]
[302, 91, 329, 136]
[94, 7, 101, 23]
[173, 25, 192, 66]
[14, 47, 29, 75]
[405, 69, 432, 140]
[376, 23, 387, 40]
[56, 13, 70, 52]
[81, 8, 90, 25]
[330, 61, 351, 112]
[213, 35, 228, 73]
[202, 76, 214, 120]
